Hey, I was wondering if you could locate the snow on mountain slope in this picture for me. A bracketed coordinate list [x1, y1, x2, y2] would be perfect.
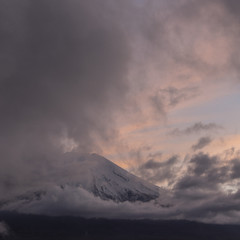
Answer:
[61, 153, 160, 202]
[0, 154, 161, 212]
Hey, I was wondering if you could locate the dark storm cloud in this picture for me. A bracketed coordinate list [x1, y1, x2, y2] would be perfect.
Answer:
[140, 155, 178, 170]
[231, 159, 240, 179]
[190, 153, 217, 176]
[169, 152, 240, 223]
[173, 152, 240, 219]
[137, 155, 179, 185]
[140, 159, 162, 170]
[175, 153, 227, 192]
[170, 122, 223, 136]
[191, 137, 212, 151]
[0, 0, 131, 196]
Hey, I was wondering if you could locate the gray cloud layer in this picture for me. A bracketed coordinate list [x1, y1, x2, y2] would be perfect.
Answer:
[138, 156, 179, 186]
[132, 151, 240, 223]
[0, 0, 132, 196]
[1, 0, 240, 223]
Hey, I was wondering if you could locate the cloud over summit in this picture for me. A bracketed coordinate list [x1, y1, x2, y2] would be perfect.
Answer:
[0, 0, 132, 196]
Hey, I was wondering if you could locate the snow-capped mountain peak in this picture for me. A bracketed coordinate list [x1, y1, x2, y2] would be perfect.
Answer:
[61, 153, 160, 202]
[0, 154, 161, 213]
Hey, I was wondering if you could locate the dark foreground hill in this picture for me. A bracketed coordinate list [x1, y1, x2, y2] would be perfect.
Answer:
[1, 212, 240, 240]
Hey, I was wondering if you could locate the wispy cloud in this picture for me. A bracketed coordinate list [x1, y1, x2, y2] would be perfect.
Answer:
[150, 87, 199, 118]
[192, 137, 212, 151]
[169, 122, 223, 136]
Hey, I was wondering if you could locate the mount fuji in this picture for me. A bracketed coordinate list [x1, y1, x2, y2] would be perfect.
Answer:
[0, 154, 162, 213]
[64, 153, 160, 202]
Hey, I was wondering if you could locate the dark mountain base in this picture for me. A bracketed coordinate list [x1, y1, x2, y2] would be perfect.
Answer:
[1, 212, 240, 240]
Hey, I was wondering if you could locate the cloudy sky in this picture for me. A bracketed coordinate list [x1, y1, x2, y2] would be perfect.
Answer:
[1, 0, 240, 223]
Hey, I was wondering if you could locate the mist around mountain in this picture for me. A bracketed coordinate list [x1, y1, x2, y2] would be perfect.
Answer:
[2, 153, 240, 226]
[0, 154, 172, 218]
[1, 154, 240, 239]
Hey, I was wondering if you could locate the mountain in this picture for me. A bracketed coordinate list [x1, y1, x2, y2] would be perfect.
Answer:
[0, 154, 161, 212]
[63, 153, 160, 202]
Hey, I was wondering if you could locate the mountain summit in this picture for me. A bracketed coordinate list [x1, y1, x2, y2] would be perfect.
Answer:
[0, 154, 161, 214]
[63, 153, 160, 202]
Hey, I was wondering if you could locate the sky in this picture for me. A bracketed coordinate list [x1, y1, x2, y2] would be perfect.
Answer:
[1, 0, 240, 223]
